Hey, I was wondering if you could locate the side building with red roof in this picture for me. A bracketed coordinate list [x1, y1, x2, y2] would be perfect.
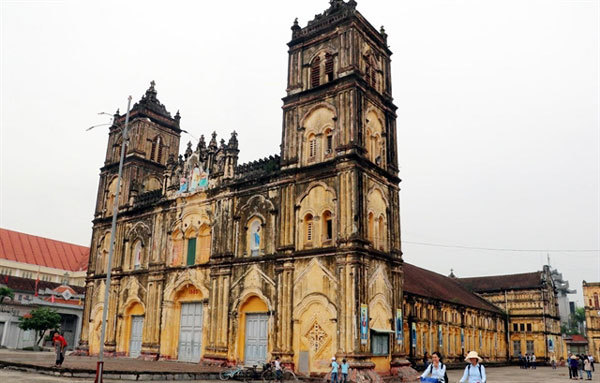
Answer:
[401, 263, 509, 366]
[0, 228, 89, 286]
[0, 228, 89, 350]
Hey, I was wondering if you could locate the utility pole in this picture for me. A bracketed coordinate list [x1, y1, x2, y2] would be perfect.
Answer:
[95, 96, 132, 383]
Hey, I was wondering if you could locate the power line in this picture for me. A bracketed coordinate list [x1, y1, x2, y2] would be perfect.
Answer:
[402, 241, 600, 253]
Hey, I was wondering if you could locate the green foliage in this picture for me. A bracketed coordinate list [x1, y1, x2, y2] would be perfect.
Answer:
[18, 307, 61, 348]
[0, 286, 14, 303]
[563, 307, 586, 335]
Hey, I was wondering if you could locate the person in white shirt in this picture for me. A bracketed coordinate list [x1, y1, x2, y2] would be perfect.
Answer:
[418, 351, 446, 382]
[459, 351, 486, 383]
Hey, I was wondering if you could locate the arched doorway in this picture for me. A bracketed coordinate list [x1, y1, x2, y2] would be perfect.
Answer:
[237, 295, 269, 366]
[160, 284, 206, 362]
[123, 302, 144, 358]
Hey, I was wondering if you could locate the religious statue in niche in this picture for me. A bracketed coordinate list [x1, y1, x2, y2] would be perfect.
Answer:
[133, 241, 142, 270]
[250, 220, 261, 256]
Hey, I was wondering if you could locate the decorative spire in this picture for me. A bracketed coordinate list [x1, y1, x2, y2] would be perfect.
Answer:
[220, 138, 226, 149]
[228, 131, 239, 149]
[198, 134, 206, 150]
[209, 131, 218, 149]
[185, 141, 193, 159]
[449, 269, 456, 278]
[380, 25, 387, 41]
[291, 17, 300, 32]
[131, 80, 173, 119]
[175, 110, 181, 121]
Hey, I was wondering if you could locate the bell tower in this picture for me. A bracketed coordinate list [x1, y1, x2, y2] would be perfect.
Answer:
[281, 0, 398, 174]
[94, 82, 181, 218]
[277, 0, 407, 377]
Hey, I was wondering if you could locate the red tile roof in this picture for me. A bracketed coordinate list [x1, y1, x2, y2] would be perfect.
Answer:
[403, 262, 503, 314]
[565, 335, 588, 344]
[458, 271, 543, 293]
[42, 297, 83, 306]
[0, 228, 89, 272]
[0, 274, 85, 295]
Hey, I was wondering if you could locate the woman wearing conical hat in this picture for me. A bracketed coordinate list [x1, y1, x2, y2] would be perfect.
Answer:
[459, 351, 486, 383]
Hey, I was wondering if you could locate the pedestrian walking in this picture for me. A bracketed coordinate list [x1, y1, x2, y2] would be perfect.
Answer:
[584, 357, 592, 380]
[570, 355, 579, 380]
[330, 357, 339, 383]
[551, 356, 557, 369]
[518, 352, 524, 369]
[525, 353, 530, 369]
[418, 351, 447, 383]
[589, 355, 595, 372]
[578, 355, 585, 380]
[459, 351, 486, 383]
[531, 354, 536, 369]
[340, 359, 349, 383]
[52, 331, 67, 368]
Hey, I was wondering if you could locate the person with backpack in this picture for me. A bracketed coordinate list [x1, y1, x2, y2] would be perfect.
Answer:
[417, 351, 447, 383]
[340, 359, 350, 383]
[459, 351, 486, 383]
[330, 356, 339, 383]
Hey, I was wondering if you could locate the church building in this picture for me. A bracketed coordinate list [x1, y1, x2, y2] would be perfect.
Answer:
[80, 0, 406, 375]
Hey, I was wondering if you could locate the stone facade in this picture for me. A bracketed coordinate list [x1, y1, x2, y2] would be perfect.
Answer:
[80, 1, 408, 376]
[458, 266, 563, 364]
[583, 281, 600, 358]
[402, 264, 508, 366]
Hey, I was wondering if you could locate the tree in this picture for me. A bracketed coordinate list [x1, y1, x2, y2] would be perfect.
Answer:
[0, 287, 14, 303]
[562, 307, 587, 335]
[18, 307, 61, 350]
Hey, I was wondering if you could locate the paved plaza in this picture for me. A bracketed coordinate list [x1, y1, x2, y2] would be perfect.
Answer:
[0, 363, 598, 382]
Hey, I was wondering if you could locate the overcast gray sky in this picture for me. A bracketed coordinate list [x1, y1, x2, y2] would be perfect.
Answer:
[1, 0, 598, 305]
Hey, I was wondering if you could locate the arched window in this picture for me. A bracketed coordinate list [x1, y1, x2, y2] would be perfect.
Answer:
[132, 240, 142, 270]
[365, 55, 377, 88]
[304, 214, 314, 243]
[377, 214, 385, 250]
[310, 56, 321, 88]
[308, 134, 317, 159]
[249, 219, 261, 257]
[150, 136, 162, 162]
[185, 236, 196, 266]
[96, 250, 107, 274]
[198, 225, 211, 263]
[105, 178, 118, 216]
[322, 210, 333, 243]
[594, 293, 599, 309]
[325, 53, 334, 82]
[367, 212, 374, 243]
[324, 128, 333, 156]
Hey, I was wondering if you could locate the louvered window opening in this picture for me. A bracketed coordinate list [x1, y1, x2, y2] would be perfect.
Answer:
[311, 56, 321, 88]
[325, 53, 334, 82]
[157, 139, 163, 163]
[309, 139, 316, 158]
[307, 222, 313, 242]
[150, 140, 157, 161]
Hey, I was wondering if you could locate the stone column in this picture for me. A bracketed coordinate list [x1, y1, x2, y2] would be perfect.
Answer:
[142, 273, 164, 359]
[204, 267, 229, 363]
[104, 278, 121, 354]
[275, 261, 294, 366]
[78, 282, 94, 351]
